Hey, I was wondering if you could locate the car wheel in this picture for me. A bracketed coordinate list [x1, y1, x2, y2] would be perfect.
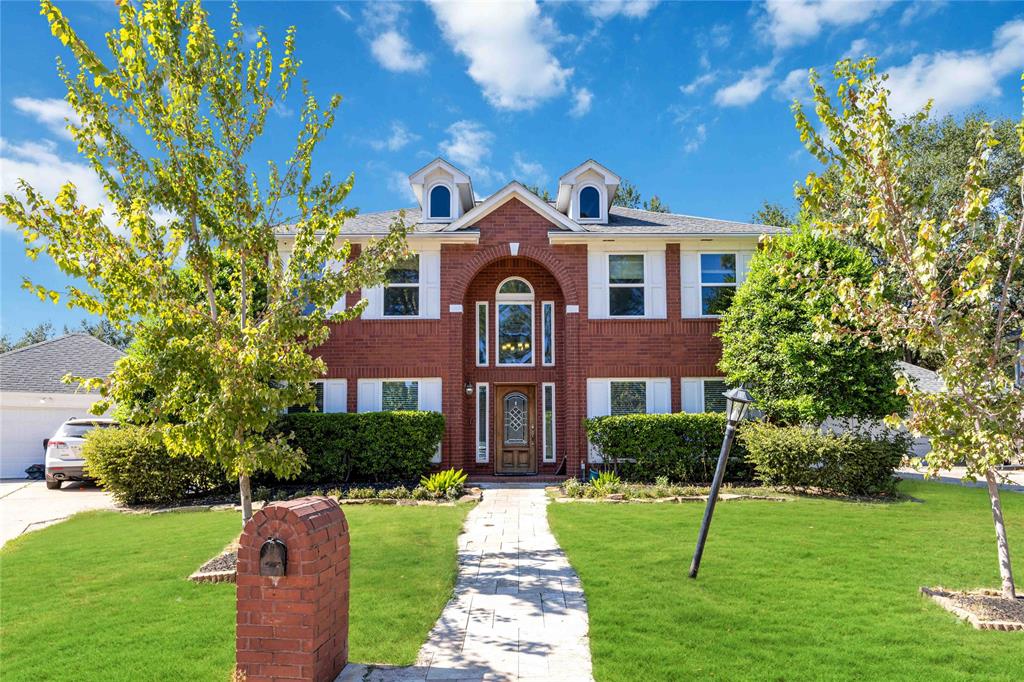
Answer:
[45, 480, 62, 490]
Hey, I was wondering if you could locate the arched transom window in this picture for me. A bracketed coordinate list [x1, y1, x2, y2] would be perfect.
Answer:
[578, 185, 601, 220]
[428, 184, 452, 219]
[496, 278, 534, 366]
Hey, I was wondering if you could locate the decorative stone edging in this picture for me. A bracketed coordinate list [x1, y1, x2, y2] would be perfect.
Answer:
[551, 492, 790, 504]
[920, 587, 1024, 631]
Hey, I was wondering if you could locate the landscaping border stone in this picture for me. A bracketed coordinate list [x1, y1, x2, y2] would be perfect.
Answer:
[921, 587, 1024, 631]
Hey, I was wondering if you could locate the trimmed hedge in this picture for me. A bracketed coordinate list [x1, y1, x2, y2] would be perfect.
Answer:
[584, 413, 752, 484]
[269, 411, 446, 483]
[740, 422, 909, 495]
[82, 425, 226, 505]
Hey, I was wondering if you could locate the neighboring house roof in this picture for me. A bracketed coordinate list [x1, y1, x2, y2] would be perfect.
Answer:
[896, 361, 944, 394]
[0, 334, 124, 394]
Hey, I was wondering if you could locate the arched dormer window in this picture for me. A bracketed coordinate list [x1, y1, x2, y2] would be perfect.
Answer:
[428, 184, 452, 220]
[578, 185, 601, 221]
[495, 278, 534, 366]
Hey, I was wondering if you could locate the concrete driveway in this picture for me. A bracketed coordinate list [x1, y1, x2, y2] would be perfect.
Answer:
[0, 480, 116, 548]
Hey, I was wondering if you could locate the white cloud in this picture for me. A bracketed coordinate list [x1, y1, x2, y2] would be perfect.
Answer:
[370, 30, 427, 73]
[709, 23, 731, 49]
[758, 0, 891, 49]
[885, 19, 1024, 116]
[12, 97, 81, 141]
[714, 63, 775, 107]
[428, 0, 572, 111]
[680, 72, 716, 95]
[775, 68, 811, 102]
[371, 121, 419, 152]
[512, 153, 548, 187]
[386, 170, 417, 204]
[586, 0, 659, 20]
[844, 37, 871, 59]
[683, 123, 707, 154]
[0, 138, 106, 230]
[440, 120, 495, 181]
[899, 0, 947, 28]
[569, 87, 594, 117]
[333, 4, 352, 21]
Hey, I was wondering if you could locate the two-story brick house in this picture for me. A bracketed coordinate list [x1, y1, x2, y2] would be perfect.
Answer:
[277, 158, 782, 480]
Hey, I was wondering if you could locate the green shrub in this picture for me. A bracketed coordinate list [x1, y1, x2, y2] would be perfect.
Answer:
[346, 486, 376, 499]
[411, 485, 432, 500]
[584, 413, 751, 483]
[378, 485, 410, 499]
[82, 425, 225, 505]
[589, 471, 622, 496]
[562, 478, 584, 498]
[269, 411, 445, 483]
[741, 422, 909, 495]
[420, 468, 468, 500]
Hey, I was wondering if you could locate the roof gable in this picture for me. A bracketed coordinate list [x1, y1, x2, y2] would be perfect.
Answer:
[444, 182, 584, 233]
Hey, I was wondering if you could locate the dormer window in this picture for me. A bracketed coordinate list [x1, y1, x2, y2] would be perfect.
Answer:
[428, 184, 452, 220]
[579, 186, 600, 220]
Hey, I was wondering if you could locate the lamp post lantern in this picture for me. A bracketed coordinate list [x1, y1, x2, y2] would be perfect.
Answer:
[689, 385, 754, 579]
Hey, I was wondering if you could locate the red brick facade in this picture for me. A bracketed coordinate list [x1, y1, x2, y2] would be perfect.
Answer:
[316, 198, 724, 479]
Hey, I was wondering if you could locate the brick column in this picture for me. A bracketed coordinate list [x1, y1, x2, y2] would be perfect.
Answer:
[236, 497, 350, 682]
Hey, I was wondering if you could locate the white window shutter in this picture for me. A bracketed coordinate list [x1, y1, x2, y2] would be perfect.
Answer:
[648, 378, 671, 414]
[357, 379, 380, 412]
[327, 259, 346, 316]
[586, 379, 610, 463]
[418, 378, 443, 463]
[587, 250, 608, 319]
[681, 379, 703, 413]
[646, 250, 666, 319]
[361, 285, 383, 319]
[420, 251, 441, 319]
[680, 251, 701, 318]
[737, 251, 754, 284]
[323, 379, 347, 413]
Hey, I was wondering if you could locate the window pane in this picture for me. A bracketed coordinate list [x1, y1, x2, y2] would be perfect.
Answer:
[387, 255, 419, 284]
[611, 381, 646, 416]
[701, 286, 735, 315]
[609, 254, 644, 283]
[498, 278, 531, 295]
[477, 385, 488, 460]
[703, 380, 728, 413]
[429, 186, 451, 218]
[579, 186, 600, 219]
[542, 302, 554, 365]
[543, 384, 555, 461]
[382, 381, 418, 411]
[503, 392, 528, 445]
[384, 286, 419, 316]
[498, 303, 533, 364]
[287, 382, 324, 414]
[609, 286, 645, 316]
[477, 303, 488, 365]
[700, 253, 736, 284]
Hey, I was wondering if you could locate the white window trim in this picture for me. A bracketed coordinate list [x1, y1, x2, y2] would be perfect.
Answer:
[383, 255, 421, 318]
[541, 301, 555, 366]
[424, 181, 456, 222]
[681, 377, 729, 413]
[476, 301, 489, 367]
[698, 252, 739, 319]
[574, 183, 606, 223]
[542, 382, 556, 463]
[607, 253, 647, 318]
[495, 277, 535, 368]
[476, 382, 489, 463]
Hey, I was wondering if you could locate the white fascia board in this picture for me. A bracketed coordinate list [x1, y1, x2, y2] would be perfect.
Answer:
[276, 232, 479, 247]
[408, 157, 471, 185]
[558, 159, 621, 186]
[549, 232, 768, 245]
[444, 182, 584, 233]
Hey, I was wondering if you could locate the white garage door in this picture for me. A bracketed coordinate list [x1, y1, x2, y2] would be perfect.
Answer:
[0, 392, 101, 479]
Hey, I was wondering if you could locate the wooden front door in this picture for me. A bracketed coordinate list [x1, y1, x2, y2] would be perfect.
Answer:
[495, 385, 536, 474]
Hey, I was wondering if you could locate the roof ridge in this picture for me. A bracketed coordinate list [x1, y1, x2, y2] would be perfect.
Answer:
[0, 332, 95, 358]
[610, 204, 766, 227]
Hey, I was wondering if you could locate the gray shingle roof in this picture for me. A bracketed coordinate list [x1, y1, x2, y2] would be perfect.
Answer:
[895, 361, 944, 394]
[0, 334, 124, 394]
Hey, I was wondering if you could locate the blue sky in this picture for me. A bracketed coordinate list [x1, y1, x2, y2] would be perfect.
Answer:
[2, 0, 1022, 337]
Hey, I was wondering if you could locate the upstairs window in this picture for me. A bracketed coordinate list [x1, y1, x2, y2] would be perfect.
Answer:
[384, 254, 420, 316]
[496, 277, 534, 366]
[608, 254, 645, 317]
[700, 253, 737, 315]
[579, 186, 601, 220]
[428, 185, 452, 219]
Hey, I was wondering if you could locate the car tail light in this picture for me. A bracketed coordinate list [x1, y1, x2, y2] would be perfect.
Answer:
[48, 440, 67, 447]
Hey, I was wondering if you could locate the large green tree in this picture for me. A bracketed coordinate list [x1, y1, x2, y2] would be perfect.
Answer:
[795, 59, 1022, 598]
[0, 0, 406, 521]
[719, 225, 903, 425]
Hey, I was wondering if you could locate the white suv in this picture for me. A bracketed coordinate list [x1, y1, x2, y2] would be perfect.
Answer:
[44, 418, 117, 490]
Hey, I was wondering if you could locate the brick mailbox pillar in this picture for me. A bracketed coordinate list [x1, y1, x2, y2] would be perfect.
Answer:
[236, 497, 350, 682]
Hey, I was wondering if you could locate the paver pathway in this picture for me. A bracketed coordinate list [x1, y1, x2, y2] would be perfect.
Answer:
[339, 487, 594, 682]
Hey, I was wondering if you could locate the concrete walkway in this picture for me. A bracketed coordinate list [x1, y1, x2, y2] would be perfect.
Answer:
[339, 487, 593, 682]
[898, 467, 1024, 493]
[0, 480, 115, 548]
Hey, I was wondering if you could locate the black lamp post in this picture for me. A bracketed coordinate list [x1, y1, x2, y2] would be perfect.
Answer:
[689, 385, 754, 579]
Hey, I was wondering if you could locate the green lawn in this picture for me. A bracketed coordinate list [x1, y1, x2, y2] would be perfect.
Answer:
[0, 504, 469, 681]
[549, 481, 1024, 681]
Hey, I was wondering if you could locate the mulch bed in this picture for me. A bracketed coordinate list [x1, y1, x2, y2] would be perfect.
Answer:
[921, 587, 1024, 631]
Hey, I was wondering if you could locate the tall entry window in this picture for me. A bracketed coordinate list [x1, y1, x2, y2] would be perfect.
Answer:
[496, 277, 534, 366]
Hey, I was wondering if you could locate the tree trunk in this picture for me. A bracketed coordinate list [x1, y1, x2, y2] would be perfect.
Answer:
[239, 473, 253, 525]
[984, 467, 1017, 599]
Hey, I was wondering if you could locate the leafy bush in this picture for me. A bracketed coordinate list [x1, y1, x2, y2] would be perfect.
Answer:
[420, 468, 468, 500]
[741, 422, 909, 495]
[346, 486, 376, 499]
[584, 413, 751, 484]
[82, 425, 225, 505]
[378, 485, 410, 499]
[268, 411, 445, 483]
[411, 485, 433, 500]
[590, 471, 622, 496]
[562, 478, 584, 498]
